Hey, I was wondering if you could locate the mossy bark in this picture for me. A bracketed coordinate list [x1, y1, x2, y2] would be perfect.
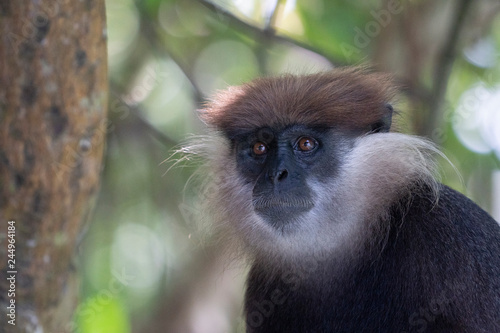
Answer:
[0, 1, 108, 332]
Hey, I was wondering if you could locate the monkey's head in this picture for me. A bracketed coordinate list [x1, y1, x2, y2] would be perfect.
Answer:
[195, 68, 437, 262]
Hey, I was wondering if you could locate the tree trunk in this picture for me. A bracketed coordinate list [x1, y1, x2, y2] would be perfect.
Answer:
[0, 1, 107, 332]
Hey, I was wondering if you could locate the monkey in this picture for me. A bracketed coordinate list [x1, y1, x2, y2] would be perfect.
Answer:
[187, 67, 500, 332]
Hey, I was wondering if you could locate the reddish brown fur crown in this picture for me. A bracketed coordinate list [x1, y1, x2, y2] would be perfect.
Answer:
[200, 67, 396, 137]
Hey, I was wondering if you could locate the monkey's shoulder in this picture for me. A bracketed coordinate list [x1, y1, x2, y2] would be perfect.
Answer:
[398, 183, 500, 243]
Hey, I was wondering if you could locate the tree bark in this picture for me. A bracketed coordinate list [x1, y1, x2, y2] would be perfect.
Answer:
[0, 1, 107, 332]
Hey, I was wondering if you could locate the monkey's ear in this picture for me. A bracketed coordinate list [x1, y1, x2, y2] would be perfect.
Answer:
[371, 103, 394, 133]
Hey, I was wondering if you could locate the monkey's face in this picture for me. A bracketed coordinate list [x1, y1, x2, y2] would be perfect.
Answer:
[199, 69, 404, 258]
[233, 125, 354, 233]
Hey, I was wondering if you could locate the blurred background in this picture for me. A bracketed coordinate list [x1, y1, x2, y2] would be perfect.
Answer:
[77, 0, 500, 332]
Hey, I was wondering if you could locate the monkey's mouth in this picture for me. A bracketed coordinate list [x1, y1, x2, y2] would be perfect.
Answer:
[253, 197, 314, 209]
[253, 197, 314, 224]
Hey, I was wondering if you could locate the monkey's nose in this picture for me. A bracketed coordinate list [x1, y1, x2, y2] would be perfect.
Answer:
[269, 169, 288, 184]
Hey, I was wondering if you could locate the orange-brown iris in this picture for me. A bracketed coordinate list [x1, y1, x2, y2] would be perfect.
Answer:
[253, 142, 268, 155]
[297, 137, 316, 151]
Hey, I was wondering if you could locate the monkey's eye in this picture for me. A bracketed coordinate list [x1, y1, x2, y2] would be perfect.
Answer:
[253, 142, 268, 155]
[296, 137, 318, 152]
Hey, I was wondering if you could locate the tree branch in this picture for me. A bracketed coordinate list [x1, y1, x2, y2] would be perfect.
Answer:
[109, 84, 179, 148]
[136, 4, 206, 106]
[425, 0, 473, 137]
[196, 0, 344, 67]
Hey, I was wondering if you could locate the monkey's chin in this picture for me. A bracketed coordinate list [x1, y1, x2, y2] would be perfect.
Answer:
[254, 203, 314, 230]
